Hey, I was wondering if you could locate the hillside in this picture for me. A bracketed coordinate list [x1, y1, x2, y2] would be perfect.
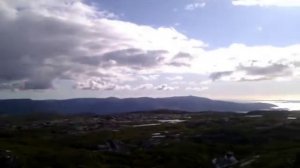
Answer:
[0, 96, 276, 114]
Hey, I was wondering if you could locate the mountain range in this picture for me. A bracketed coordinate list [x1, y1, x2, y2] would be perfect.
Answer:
[0, 96, 277, 115]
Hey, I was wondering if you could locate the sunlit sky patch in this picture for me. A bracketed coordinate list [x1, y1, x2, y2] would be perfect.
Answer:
[0, 0, 300, 100]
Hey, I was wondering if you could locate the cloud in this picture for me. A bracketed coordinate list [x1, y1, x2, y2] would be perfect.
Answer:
[135, 84, 154, 90]
[238, 63, 292, 76]
[210, 71, 234, 81]
[185, 1, 206, 11]
[0, 0, 206, 90]
[173, 52, 194, 59]
[134, 83, 178, 91]
[168, 52, 194, 67]
[232, 0, 300, 7]
[74, 78, 131, 91]
[166, 76, 183, 81]
[101, 49, 167, 69]
[1, 0, 300, 93]
[209, 63, 294, 82]
[186, 86, 208, 92]
[197, 44, 300, 82]
[155, 84, 177, 91]
[72, 48, 167, 69]
[140, 75, 160, 81]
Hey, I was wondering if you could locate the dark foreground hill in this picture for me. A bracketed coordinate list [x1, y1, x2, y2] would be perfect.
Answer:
[0, 96, 276, 114]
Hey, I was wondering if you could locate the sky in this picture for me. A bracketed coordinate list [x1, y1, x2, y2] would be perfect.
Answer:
[1, 0, 300, 100]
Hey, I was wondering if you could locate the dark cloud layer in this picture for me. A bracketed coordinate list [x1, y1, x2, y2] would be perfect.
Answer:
[209, 63, 294, 82]
[101, 49, 166, 68]
[209, 71, 233, 81]
[168, 52, 193, 67]
[238, 63, 291, 76]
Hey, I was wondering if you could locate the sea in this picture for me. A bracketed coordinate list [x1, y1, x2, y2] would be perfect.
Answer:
[258, 100, 300, 111]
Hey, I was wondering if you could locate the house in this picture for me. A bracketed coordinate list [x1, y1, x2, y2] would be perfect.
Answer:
[212, 151, 238, 168]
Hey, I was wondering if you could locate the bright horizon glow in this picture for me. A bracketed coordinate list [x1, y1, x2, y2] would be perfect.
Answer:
[259, 101, 300, 111]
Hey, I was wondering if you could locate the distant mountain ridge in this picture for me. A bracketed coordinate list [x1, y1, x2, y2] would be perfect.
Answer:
[0, 96, 276, 114]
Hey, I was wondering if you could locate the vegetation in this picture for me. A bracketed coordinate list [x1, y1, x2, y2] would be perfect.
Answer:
[0, 110, 300, 168]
